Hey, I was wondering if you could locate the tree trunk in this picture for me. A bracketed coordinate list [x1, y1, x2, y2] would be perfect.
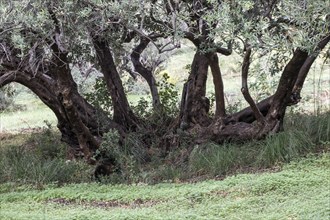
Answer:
[198, 48, 312, 144]
[209, 52, 226, 118]
[0, 35, 122, 161]
[131, 37, 161, 109]
[179, 51, 211, 129]
[92, 37, 139, 130]
[266, 49, 308, 125]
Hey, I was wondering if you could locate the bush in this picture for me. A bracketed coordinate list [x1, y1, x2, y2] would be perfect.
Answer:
[93, 130, 143, 184]
[0, 85, 16, 112]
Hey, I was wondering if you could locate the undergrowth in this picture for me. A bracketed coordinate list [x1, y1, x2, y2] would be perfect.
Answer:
[0, 112, 329, 186]
[0, 127, 92, 186]
[93, 111, 330, 184]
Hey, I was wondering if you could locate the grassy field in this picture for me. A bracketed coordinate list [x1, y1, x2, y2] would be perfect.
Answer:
[0, 153, 329, 220]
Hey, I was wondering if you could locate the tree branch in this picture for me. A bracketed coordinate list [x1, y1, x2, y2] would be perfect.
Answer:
[130, 36, 161, 108]
[292, 33, 330, 99]
[215, 40, 233, 56]
[241, 45, 265, 125]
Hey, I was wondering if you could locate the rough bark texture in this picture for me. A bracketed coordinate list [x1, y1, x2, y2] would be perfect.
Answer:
[0, 67, 120, 160]
[131, 37, 161, 109]
[92, 37, 138, 130]
[209, 53, 226, 118]
[180, 51, 211, 129]
[266, 49, 308, 123]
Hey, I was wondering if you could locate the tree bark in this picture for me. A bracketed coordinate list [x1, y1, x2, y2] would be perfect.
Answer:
[179, 51, 211, 129]
[131, 37, 161, 109]
[209, 53, 226, 118]
[92, 37, 138, 130]
[292, 34, 330, 98]
[0, 68, 122, 159]
[241, 46, 265, 125]
[266, 49, 308, 123]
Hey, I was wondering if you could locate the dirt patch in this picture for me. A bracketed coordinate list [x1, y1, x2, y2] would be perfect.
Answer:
[209, 190, 230, 198]
[47, 198, 161, 209]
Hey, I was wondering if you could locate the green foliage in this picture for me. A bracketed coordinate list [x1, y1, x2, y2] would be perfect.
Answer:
[131, 97, 151, 118]
[85, 77, 112, 116]
[94, 130, 142, 184]
[226, 99, 243, 115]
[0, 85, 17, 112]
[130, 72, 179, 119]
[249, 70, 277, 102]
[158, 73, 179, 116]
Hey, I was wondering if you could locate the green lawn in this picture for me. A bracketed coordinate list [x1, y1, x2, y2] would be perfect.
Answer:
[0, 153, 329, 220]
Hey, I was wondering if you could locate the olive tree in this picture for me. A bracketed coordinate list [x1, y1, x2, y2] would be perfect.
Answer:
[0, 0, 329, 161]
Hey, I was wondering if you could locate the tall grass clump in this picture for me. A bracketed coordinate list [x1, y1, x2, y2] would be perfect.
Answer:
[189, 143, 238, 176]
[0, 128, 92, 185]
[256, 130, 315, 167]
[187, 112, 330, 179]
[287, 112, 330, 144]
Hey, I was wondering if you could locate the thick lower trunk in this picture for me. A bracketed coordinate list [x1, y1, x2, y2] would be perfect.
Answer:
[47, 40, 104, 160]
[228, 96, 272, 124]
[199, 49, 312, 144]
[0, 69, 120, 159]
[179, 51, 211, 129]
[266, 49, 308, 124]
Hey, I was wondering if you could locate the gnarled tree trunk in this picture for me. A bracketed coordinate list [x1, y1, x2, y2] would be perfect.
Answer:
[179, 51, 211, 129]
[130, 36, 161, 109]
[92, 37, 139, 130]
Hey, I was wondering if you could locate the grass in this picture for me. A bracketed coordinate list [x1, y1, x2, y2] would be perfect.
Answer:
[0, 91, 57, 132]
[0, 128, 92, 185]
[0, 153, 329, 219]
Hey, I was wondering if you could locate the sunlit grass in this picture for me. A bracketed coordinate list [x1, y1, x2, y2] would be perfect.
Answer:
[1, 91, 55, 132]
